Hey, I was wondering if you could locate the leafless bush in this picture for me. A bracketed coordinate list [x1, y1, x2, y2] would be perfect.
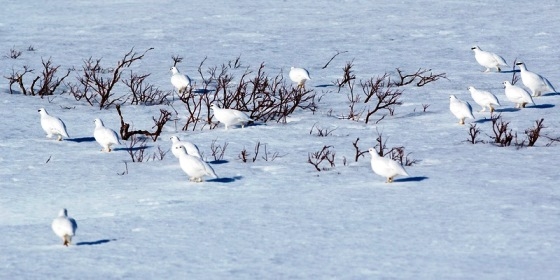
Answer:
[309, 123, 337, 137]
[335, 60, 356, 92]
[467, 123, 484, 144]
[307, 145, 336, 171]
[391, 68, 447, 87]
[372, 130, 418, 166]
[361, 74, 404, 123]
[27, 45, 36, 52]
[524, 118, 545, 147]
[238, 141, 281, 163]
[511, 58, 520, 85]
[122, 71, 171, 105]
[352, 137, 368, 162]
[116, 105, 171, 141]
[4, 58, 70, 97]
[126, 135, 148, 163]
[180, 57, 317, 131]
[5, 47, 22, 59]
[210, 139, 228, 161]
[489, 114, 515, 147]
[322, 50, 348, 69]
[172, 55, 183, 67]
[422, 104, 430, 112]
[67, 47, 153, 109]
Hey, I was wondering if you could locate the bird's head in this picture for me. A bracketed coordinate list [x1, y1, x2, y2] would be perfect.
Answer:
[502, 81, 510, 87]
[471, 46, 480, 51]
[170, 135, 179, 142]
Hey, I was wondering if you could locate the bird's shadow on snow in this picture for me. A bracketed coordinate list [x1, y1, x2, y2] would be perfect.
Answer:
[315, 84, 335, 88]
[76, 239, 116, 246]
[473, 118, 493, 124]
[493, 108, 520, 113]
[394, 176, 428, 183]
[543, 92, 560, 97]
[498, 69, 519, 74]
[209, 159, 229, 165]
[193, 88, 214, 94]
[114, 146, 152, 152]
[66, 137, 96, 143]
[530, 103, 555, 109]
[208, 176, 243, 183]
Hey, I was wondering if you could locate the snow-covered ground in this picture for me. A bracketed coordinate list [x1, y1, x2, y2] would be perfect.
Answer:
[1, 0, 560, 279]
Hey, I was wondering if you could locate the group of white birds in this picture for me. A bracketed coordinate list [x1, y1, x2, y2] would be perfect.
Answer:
[49, 51, 556, 245]
[449, 46, 557, 125]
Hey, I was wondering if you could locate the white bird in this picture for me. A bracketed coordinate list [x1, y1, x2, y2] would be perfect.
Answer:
[467, 86, 500, 112]
[93, 118, 121, 152]
[471, 46, 509, 72]
[170, 135, 201, 159]
[368, 148, 409, 183]
[289, 67, 311, 88]
[175, 145, 218, 182]
[170, 66, 192, 96]
[38, 108, 69, 141]
[51, 208, 78, 246]
[210, 104, 253, 130]
[449, 95, 475, 125]
[516, 62, 557, 97]
[503, 81, 535, 109]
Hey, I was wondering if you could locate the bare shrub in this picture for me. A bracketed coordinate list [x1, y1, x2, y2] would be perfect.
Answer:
[126, 135, 148, 163]
[524, 118, 545, 147]
[5, 47, 22, 59]
[361, 74, 404, 123]
[122, 71, 171, 105]
[309, 123, 336, 137]
[307, 145, 336, 171]
[391, 68, 447, 87]
[4, 58, 70, 97]
[422, 104, 430, 112]
[373, 130, 418, 166]
[322, 50, 348, 69]
[116, 105, 171, 141]
[467, 123, 484, 144]
[239, 142, 281, 163]
[511, 58, 520, 85]
[335, 60, 356, 91]
[68, 47, 153, 109]
[210, 139, 228, 161]
[180, 57, 317, 131]
[489, 114, 515, 147]
[352, 137, 368, 162]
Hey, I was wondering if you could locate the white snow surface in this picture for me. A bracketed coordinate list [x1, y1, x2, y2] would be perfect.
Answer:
[1, 0, 560, 279]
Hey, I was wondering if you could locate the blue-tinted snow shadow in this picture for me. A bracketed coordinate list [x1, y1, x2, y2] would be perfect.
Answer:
[77, 239, 116, 246]
[208, 176, 243, 183]
[394, 176, 428, 183]
[209, 160, 229, 165]
[473, 118, 493, 124]
[543, 92, 560, 97]
[498, 69, 519, 74]
[530, 103, 555, 109]
[494, 108, 520, 113]
[315, 84, 335, 88]
[193, 88, 214, 94]
[113, 146, 152, 152]
[66, 137, 96, 143]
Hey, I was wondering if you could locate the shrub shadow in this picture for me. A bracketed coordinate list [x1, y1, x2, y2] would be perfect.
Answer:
[77, 239, 116, 246]
[394, 176, 428, 183]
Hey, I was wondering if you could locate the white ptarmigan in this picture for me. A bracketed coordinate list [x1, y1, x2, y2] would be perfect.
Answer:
[170, 66, 192, 96]
[471, 46, 508, 72]
[51, 208, 78, 246]
[467, 86, 500, 112]
[170, 135, 201, 159]
[175, 145, 218, 182]
[289, 67, 311, 88]
[38, 108, 69, 141]
[93, 118, 121, 152]
[515, 62, 557, 97]
[503, 81, 535, 109]
[210, 104, 253, 130]
[449, 95, 475, 125]
[368, 148, 409, 183]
